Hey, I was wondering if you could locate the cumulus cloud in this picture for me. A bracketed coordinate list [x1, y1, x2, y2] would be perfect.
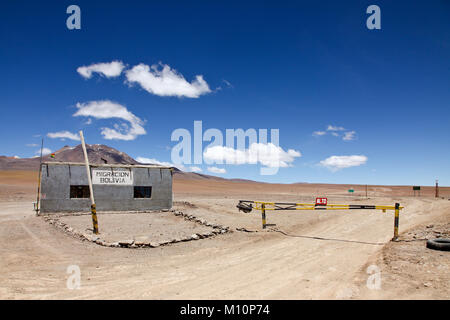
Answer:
[327, 125, 346, 131]
[203, 143, 301, 168]
[313, 131, 326, 137]
[136, 158, 201, 173]
[125, 63, 211, 98]
[207, 166, 226, 174]
[36, 148, 51, 156]
[319, 155, 368, 171]
[73, 100, 146, 141]
[136, 157, 175, 167]
[47, 131, 80, 141]
[215, 79, 234, 92]
[77, 61, 125, 79]
[136, 157, 186, 171]
[343, 131, 356, 141]
[313, 125, 357, 141]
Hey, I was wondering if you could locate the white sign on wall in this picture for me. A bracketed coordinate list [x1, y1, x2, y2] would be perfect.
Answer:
[92, 168, 133, 185]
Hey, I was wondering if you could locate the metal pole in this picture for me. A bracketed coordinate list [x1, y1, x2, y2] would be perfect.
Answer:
[261, 203, 266, 229]
[35, 138, 44, 215]
[79, 131, 99, 234]
[392, 203, 400, 241]
[435, 179, 439, 198]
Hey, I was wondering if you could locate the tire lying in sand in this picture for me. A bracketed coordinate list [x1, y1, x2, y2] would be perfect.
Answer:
[426, 238, 450, 251]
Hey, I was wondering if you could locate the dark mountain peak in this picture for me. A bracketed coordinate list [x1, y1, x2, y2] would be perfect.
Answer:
[47, 144, 139, 165]
[0, 144, 139, 170]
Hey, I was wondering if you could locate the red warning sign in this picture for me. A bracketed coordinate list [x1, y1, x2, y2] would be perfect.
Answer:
[315, 197, 327, 205]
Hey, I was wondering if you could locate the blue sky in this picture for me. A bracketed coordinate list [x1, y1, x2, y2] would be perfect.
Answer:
[1, 1, 449, 185]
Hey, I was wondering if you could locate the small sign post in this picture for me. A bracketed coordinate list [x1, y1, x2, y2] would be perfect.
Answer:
[413, 186, 421, 197]
[315, 197, 328, 206]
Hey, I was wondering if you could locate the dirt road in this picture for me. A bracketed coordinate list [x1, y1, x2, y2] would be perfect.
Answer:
[1, 188, 448, 299]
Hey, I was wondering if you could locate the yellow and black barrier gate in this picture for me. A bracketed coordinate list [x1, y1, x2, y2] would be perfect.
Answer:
[237, 200, 403, 241]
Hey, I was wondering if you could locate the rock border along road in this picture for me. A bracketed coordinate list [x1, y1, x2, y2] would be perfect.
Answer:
[41, 209, 231, 248]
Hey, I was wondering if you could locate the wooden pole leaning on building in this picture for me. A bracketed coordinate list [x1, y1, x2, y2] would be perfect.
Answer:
[35, 138, 44, 215]
[79, 130, 99, 234]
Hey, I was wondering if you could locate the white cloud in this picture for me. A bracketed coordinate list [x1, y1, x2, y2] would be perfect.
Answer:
[222, 79, 233, 88]
[47, 131, 80, 141]
[314, 126, 357, 140]
[343, 131, 356, 141]
[73, 100, 146, 141]
[136, 157, 186, 170]
[215, 79, 234, 92]
[77, 61, 125, 79]
[207, 166, 226, 174]
[136, 157, 173, 167]
[319, 155, 368, 171]
[136, 158, 202, 173]
[327, 125, 346, 131]
[313, 131, 326, 136]
[36, 148, 51, 156]
[26, 143, 38, 147]
[125, 63, 211, 98]
[203, 143, 301, 168]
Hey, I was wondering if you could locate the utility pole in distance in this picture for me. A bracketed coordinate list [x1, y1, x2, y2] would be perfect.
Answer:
[435, 179, 439, 198]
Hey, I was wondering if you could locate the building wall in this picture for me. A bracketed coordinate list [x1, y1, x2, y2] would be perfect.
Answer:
[40, 164, 172, 213]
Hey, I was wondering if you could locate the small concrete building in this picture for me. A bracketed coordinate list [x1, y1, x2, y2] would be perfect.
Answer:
[39, 162, 173, 213]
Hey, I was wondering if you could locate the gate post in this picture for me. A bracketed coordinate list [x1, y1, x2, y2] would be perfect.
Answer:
[392, 203, 400, 241]
[91, 204, 99, 235]
[261, 203, 266, 229]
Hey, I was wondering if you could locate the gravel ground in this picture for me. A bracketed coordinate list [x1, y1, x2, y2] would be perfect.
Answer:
[59, 211, 214, 244]
[356, 220, 450, 299]
[1, 171, 449, 299]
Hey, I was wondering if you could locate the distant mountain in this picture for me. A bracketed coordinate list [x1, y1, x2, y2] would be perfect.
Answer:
[0, 144, 139, 171]
[172, 171, 227, 181]
[0, 144, 238, 182]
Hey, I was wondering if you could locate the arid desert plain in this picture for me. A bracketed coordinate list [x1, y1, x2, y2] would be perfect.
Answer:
[0, 170, 449, 299]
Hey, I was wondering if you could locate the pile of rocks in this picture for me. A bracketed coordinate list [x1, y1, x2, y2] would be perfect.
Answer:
[404, 223, 450, 240]
[41, 209, 231, 249]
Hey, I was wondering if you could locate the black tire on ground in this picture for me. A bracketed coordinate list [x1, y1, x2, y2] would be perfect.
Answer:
[426, 238, 450, 251]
